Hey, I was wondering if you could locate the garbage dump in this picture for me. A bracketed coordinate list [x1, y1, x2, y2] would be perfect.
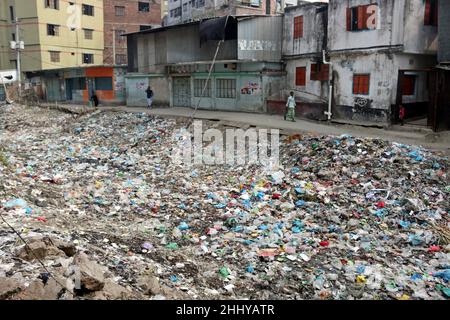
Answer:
[0, 104, 448, 300]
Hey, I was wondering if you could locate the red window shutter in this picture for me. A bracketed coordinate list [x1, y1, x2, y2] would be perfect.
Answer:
[357, 6, 364, 30]
[346, 8, 352, 31]
[424, 0, 431, 25]
[353, 75, 370, 95]
[363, 75, 370, 94]
[296, 67, 306, 86]
[353, 76, 358, 94]
[294, 16, 303, 39]
[299, 16, 303, 38]
[362, 5, 370, 29]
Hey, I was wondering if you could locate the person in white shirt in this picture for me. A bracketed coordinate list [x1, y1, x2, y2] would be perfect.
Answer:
[285, 91, 296, 122]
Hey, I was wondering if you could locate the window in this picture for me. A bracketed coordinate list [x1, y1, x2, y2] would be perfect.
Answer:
[84, 29, 93, 40]
[72, 77, 86, 90]
[310, 63, 329, 81]
[115, 54, 127, 65]
[12, 33, 15, 41]
[216, 79, 236, 98]
[49, 51, 60, 63]
[44, 0, 59, 10]
[115, 29, 126, 41]
[295, 67, 306, 86]
[115, 6, 125, 16]
[424, 0, 438, 26]
[294, 16, 303, 39]
[197, 0, 205, 8]
[9, 6, 14, 21]
[194, 79, 211, 97]
[82, 4, 94, 16]
[353, 74, 370, 95]
[95, 77, 113, 90]
[138, 2, 150, 12]
[183, 3, 187, 12]
[402, 75, 416, 96]
[47, 24, 59, 36]
[346, 4, 378, 31]
[82, 53, 94, 64]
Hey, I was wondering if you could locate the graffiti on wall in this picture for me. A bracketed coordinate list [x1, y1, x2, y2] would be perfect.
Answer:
[241, 81, 261, 95]
[238, 40, 279, 52]
[136, 81, 147, 90]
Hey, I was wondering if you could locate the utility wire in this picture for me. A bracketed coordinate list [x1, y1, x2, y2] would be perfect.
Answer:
[187, 15, 230, 126]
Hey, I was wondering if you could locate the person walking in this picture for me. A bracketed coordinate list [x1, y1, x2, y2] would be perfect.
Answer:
[145, 86, 154, 109]
[285, 91, 296, 122]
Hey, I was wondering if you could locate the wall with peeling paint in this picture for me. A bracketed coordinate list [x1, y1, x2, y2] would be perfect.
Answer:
[283, 3, 328, 56]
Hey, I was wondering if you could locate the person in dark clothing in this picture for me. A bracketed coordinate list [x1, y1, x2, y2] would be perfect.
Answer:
[145, 86, 154, 109]
[91, 91, 99, 107]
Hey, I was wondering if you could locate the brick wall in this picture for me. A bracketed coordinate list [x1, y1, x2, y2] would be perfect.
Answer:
[104, 0, 162, 65]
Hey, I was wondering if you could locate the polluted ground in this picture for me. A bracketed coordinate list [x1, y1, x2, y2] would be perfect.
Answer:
[0, 104, 449, 300]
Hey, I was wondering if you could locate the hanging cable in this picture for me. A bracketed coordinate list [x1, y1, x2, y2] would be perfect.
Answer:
[187, 15, 230, 126]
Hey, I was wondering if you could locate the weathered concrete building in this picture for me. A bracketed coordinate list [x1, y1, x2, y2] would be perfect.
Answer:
[280, 0, 439, 127]
[275, 1, 329, 119]
[430, 0, 450, 131]
[327, 0, 438, 125]
[125, 15, 285, 111]
[167, 0, 282, 26]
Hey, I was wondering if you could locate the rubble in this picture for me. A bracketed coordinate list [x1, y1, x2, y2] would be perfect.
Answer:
[0, 104, 449, 300]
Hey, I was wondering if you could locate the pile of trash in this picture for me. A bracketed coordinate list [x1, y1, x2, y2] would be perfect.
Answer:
[0, 104, 448, 300]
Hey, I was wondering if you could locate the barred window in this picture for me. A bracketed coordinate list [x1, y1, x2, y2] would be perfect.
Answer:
[82, 53, 94, 64]
[45, 0, 59, 10]
[49, 51, 60, 62]
[115, 6, 125, 16]
[194, 79, 211, 97]
[116, 54, 127, 65]
[216, 79, 236, 98]
[84, 28, 93, 40]
[47, 24, 59, 36]
[82, 4, 94, 16]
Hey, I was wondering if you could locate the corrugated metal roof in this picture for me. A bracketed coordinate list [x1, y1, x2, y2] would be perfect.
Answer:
[124, 14, 283, 36]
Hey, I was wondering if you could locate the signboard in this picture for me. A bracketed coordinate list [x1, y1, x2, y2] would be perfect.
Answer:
[0, 70, 18, 84]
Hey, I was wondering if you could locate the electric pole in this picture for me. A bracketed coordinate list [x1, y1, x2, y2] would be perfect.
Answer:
[112, 27, 116, 65]
[15, 17, 22, 97]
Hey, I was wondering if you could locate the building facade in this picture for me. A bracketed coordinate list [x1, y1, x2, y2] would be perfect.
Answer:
[103, 0, 161, 66]
[126, 16, 285, 111]
[167, 0, 282, 26]
[277, 2, 329, 119]
[28, 65, 126, 104]
[0, 0, 104, 73]
[430, 0, 450, 131]
[281, 0, 438, 127]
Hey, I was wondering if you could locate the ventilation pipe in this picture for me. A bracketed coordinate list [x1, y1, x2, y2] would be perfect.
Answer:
[323, 50, 332, 121]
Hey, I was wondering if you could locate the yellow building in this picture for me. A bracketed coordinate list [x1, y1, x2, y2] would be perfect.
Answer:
[0, 0, 104, 73]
